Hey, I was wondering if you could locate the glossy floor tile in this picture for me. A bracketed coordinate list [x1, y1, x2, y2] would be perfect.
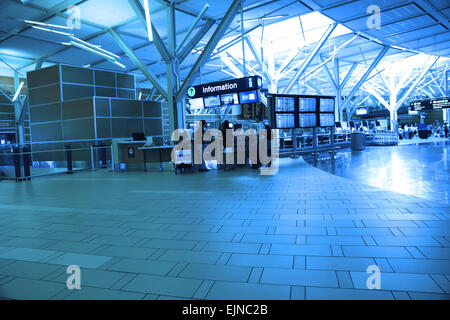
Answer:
[305, 140, 450, 201]
[0, 148, 449, 300]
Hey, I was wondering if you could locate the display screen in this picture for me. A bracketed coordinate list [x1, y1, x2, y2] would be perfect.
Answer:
[320, 113, 335, 127]
[298, 113, 317, 128]
[269, 94, 336, 129]
[221, 93, 239, 105]
[275, 97, 295, 112]
[276, 114, 295, 129]
[239, 91, 258, 104]
[320, 98, 334, 113]
[355, 108, 368, 115]
[299, 98, 316, 112]
[187, 98, 204, 110]
[203, 95, 221, 108]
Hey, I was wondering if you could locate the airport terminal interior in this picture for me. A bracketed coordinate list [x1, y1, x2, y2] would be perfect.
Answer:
[0, 0, 449, 300]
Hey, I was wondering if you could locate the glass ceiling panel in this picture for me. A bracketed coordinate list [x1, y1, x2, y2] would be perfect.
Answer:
[214, 12, 352, 64]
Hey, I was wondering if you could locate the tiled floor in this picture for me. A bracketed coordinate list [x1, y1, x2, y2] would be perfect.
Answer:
[306, 140, 450, 201]
[0, 155, 449, 300]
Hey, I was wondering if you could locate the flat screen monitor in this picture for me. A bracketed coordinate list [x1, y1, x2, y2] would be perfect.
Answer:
[356, 107, 368, 115]
[132, 132, 146, 141]
[188, 98, 204, 110]
[221, 93, 239, 105]
[320, 98, 334, 112]
[204, 95, 221, 108]
[319, 114, 334, 127]
[299, 97, 316, 112]
[275, 96, 295, 112]
[298, 113, 317, 128]
[239, 90, 258, 104]
[276, 114, 295, 129]
[335, 122, 342, 128]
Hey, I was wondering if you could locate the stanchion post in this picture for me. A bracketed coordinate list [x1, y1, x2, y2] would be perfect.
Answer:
[13, 147, 21, 182]
[66, 144, 73, 174]
[110, 144, 115, 172]
[99, 143, 106, 168]
[90, 145, 95, 171]
[22, 146, 31, 181]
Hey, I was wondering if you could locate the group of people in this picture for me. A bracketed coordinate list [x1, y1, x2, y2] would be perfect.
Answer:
[431, 123, 449, 138]
[398, 122, 449, 139]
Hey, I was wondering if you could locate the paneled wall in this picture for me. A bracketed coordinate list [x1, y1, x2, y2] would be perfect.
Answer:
[27, 64, 164, 160]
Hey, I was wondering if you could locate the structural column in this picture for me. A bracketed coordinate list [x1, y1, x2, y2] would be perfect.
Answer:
[166, 2, 183, 131]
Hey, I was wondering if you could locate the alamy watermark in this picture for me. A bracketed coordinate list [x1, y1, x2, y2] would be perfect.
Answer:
[170, 122, 280, 175]
[66, 5, 81, 30]
[66, 265, 81, 290]
[367, 5, 381, 30]
[366, 265, 381, 290]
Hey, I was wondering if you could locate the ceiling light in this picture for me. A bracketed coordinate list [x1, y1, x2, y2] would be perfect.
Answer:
[25, 20, 72, 30]
[143, 0, 153, 42]
[238, 15, 288, 23]
[70, 36, 119, 59]
[31, 25, 73, 36]
[70, 41, 117, 61]
[113, 61, 126, 69]
[12, 81, 24, 102]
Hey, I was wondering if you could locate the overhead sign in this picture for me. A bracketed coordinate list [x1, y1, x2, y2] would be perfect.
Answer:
[431, 97, 450, 109]
[187, 76, 262, 99]
[410, 98, 450, 111]
[410, 99, 431, 111]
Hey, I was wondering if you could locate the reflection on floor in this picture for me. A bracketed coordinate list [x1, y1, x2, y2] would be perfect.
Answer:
[305, 141, 450, 202]
[398, 136, 449, 146]
[0, 158, 448, 300]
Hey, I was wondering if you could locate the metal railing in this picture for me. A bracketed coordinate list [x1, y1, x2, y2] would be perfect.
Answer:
[0, 142, 114, 181]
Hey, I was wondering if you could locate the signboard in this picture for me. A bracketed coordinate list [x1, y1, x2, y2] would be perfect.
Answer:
[186, 76, 262, 99]
[431, 98, 450, 109]
[410, 99, 432, 111]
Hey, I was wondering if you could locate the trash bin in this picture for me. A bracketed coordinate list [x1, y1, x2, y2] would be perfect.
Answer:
[351, 132, 366, 151]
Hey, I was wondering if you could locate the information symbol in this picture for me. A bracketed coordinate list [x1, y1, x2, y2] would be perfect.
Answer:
[188, 87, 196, 97]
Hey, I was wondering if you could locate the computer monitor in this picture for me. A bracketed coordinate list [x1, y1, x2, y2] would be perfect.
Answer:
[132, 132, 146, 141]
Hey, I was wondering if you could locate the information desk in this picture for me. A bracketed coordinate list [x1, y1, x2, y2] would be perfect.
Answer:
[139, 146, 173, 172]
[112, 140, 173, 172]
